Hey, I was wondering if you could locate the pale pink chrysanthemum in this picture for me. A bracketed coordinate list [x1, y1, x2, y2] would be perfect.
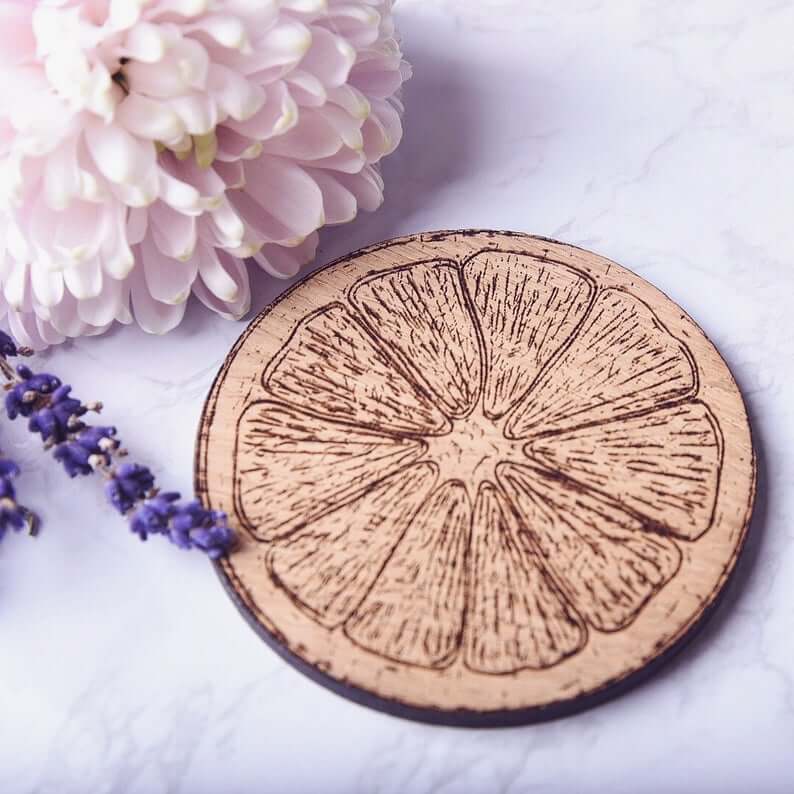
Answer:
[0, 0, 410, 347]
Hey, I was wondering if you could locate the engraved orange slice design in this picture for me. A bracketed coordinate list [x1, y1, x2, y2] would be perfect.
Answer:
[231, 252, 724, 674]
[200, 231, 754, 724]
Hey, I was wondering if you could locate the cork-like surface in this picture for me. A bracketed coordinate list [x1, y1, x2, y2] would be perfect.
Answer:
[195, 231, 755, 726]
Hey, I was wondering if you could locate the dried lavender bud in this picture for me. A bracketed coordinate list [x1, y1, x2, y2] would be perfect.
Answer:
[0, 331, 17, 358]
[6, 367, 61, 419]
[0, 456, 31, 540]
[28, 385, 86, 443]
[0, 459, 20, 482]
[0, 350, 234, 558]
[74, 426, 118, 456]
[105, 463, 155, 515]
[53, 441, 94, 478]
[129, 492, 180, 540]
[170, 501, 234, 559]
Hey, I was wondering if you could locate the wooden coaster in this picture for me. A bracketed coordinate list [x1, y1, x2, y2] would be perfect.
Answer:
[195, 230, 755, 726]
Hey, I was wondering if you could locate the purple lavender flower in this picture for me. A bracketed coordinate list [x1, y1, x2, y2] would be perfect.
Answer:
[6, 366, 61, 420]
[129, 492, 180, 540]
[0, 331, 17, 358]
[28, 384, 86, 443]
[0, 343, 234, 558]
[0, 459, 20, 482]
[105, 463, 155, 514]
[53, 441, 94, 477]
[170, 501, 234, 559]
[0, 456, 30, 540]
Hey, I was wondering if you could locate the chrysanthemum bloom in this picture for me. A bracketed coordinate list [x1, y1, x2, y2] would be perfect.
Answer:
[0, 0, 410, 347]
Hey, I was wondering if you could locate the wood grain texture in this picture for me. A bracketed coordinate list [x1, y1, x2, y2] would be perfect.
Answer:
[195, 230, 756, 726]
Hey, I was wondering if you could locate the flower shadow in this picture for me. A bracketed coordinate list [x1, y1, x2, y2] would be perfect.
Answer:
[245, 43, 481, 311]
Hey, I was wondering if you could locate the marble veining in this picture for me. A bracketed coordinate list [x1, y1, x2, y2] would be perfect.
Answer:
[1, 1, 793, 792]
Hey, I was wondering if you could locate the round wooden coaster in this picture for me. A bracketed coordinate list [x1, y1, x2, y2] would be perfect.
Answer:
[196, 230, 755, 726]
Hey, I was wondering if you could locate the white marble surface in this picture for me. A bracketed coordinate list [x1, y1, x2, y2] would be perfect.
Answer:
[2, 1, 793, 791]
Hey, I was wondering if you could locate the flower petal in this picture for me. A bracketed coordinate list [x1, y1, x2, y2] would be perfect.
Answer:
[236, 155, 323, 242]
[121, 21, 168, 63]
[463, 251, 595, 419]
[124, 37, 209, 96]
[267, 462, 438, 627]
[30, 259, 64, 308]
[300, 27, 356, 88]
[207, 63, 264, 122]
[195, 244, 238, 302]
[284, 69, 326, 108]
[344, 480, 472, 668]
[253, 234, 317, 279]
[141, 232, 196, 304]
[240, 19, 311, 76]
[508, 288, 698, 438]
[116, 93, 184, 144]
[323, 3, 381, 48]
[264, 303, 449, 435]
[129, 263, 187, 334]
[149, 202, 197, 261]
[260, 107, 344, 160]
[335, 164, 383, 211]
[8, 308, 64, 350]
[0, 4, 36, 68]
[234, 400, 427, 541]
[528, 402, 723, 541]
[77, 274, 128, 327]
[350, 261, 481, 418]
[48, 289, 90, 337]
[193, 248, 250, 319]
[305, 168, 356, 224]
[225, 80, 297, 140]
[498, 462, 681, 632]
[63, 256, 102, 301]
[464, 484, 586, 673]
[362, 97, 401, 160]
[84, 118, 156, 186]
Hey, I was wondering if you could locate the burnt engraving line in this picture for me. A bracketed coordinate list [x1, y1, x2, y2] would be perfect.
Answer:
[263, 461, 440, 630]
[341, 476, 472, 671]
[460, 480, 589, 675]
[503, 286, 701, 441]
[460, 247, 598, 422]
[493, 461, 684, 635]
[520, 410, 723, 542]
[231, 399, 429, 539]
[348, 259, 482, 422]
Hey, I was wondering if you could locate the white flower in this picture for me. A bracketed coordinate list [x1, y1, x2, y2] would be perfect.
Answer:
[0, 0, 410, 347]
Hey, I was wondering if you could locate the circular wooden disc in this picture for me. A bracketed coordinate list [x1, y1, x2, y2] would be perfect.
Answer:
[196, 230, 755, 726]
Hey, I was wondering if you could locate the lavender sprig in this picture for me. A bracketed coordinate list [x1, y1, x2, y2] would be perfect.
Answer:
[0, 342, 37, 541]
[0, 454, 35, 541]
[0, 332, 235, 559]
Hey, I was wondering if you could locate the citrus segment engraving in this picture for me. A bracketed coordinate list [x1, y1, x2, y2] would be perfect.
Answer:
[498, 463, 682, 632]
[200, 231, 754, 725]
[528, 401, 722, 540]
[265, 303, 449, 435]
[463, 251, 595, 418]
[508, 288, 697, 438]
[235, 400, 426, 540]
[351, 261, 481, 417]
[267, 463, 438, 627]
[345, 481, 472, 668]
[463, 483, 586, 673]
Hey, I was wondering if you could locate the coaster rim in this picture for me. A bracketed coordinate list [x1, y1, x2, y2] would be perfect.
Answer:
[196, 229, 757, 727]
